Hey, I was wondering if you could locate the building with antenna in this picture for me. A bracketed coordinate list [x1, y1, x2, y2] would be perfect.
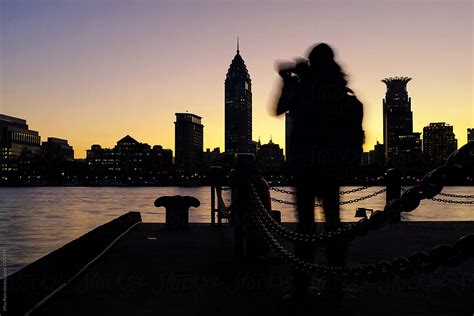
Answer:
[224, 38, 253, 154]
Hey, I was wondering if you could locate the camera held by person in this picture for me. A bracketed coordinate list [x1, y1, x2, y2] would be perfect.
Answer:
[277, 58, 310, 81]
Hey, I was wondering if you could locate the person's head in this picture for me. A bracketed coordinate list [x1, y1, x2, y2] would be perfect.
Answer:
[306, 42, 347, 85]
[308, 43, 334, 66]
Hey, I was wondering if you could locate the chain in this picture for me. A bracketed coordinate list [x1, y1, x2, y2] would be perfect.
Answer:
[270, 185, 374, 196]
[242, 141, 474, 281]
[340, 185, 371, 195]
[270, 188, 386, 207]
[253, 186, 474, 279]
[340, 188, 387, 205]
[270, 197, 300, 206]
[251, 190, 474, 281]
[253, 186, 327, 244]
[431, 197, 474, 204]
[252, 183, 391, 245]
[437, 192, 474, 199]
[269, 187, 296, 195]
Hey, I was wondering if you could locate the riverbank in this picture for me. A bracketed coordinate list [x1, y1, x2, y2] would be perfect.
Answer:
[4, 214, 473, 315]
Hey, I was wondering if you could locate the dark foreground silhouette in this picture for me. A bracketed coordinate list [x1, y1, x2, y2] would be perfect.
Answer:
[275, 43, 364, 301]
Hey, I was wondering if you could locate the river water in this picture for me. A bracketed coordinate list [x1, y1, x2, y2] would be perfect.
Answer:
[0, 186, 473, 275]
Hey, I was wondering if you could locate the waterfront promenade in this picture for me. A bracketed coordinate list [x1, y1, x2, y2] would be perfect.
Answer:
[17, 219, 474, 316]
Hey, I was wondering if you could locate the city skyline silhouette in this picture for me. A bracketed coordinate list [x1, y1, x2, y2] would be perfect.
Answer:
[1, 1, 472, 158]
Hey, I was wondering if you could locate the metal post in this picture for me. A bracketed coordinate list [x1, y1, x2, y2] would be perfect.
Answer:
[232, 153, 255, 258]
[385, 168, 401, 221]
[211, 182, 216, 226]
[210, 166, 222, 226]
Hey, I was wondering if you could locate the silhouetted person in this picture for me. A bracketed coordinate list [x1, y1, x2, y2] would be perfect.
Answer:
[274, 43, 364, 302]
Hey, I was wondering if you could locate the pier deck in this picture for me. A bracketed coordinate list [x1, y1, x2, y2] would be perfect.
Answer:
[30, 222, 474, 315]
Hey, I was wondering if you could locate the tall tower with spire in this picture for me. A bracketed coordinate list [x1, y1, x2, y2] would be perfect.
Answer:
[225, 38, 252, 154]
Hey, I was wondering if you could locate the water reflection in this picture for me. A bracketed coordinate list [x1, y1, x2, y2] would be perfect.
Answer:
[1, 186, 473, 275]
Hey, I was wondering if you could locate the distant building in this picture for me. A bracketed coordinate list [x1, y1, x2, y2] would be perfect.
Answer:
[468, 128, 474, 143]
[42, 137, 74, 161]
[361, 142, 385, 167]
[86, 135, 172, 178]
[225, 39, 252, 154]
[423, 123, 457, 162]
[382, 77, 414, 163]
[40, 137, 74, 183]
[175, 113, 204, 172]
[256, 139, 284, 175]
[148, 145, 173, 174]
[368, 141, 385, 166]
[203, 147, 222, 168]
[0, 114, 41, 174]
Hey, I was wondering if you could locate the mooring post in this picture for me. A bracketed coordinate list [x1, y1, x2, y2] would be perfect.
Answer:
[385, 168, 401, 221]
[154, 195, 200, 231]
[232, 153, 255, 258]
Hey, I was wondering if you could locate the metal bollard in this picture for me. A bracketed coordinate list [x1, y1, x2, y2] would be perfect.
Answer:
[154, 195, 200, 231]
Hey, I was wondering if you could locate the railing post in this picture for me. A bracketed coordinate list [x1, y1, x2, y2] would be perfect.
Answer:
[232, 153, 255, 258]
[385, 168, 401, 221]
[210, 166, 223, 226]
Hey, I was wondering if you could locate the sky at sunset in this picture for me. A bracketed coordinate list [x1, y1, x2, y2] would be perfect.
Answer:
[1, 0, 472, 158]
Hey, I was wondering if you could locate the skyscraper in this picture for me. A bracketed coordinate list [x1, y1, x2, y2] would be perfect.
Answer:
[175, 113, 204, 172]
[225, 39, 252, 154]
[382, 77, 414, 163]
[423, 123, 457, 162]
